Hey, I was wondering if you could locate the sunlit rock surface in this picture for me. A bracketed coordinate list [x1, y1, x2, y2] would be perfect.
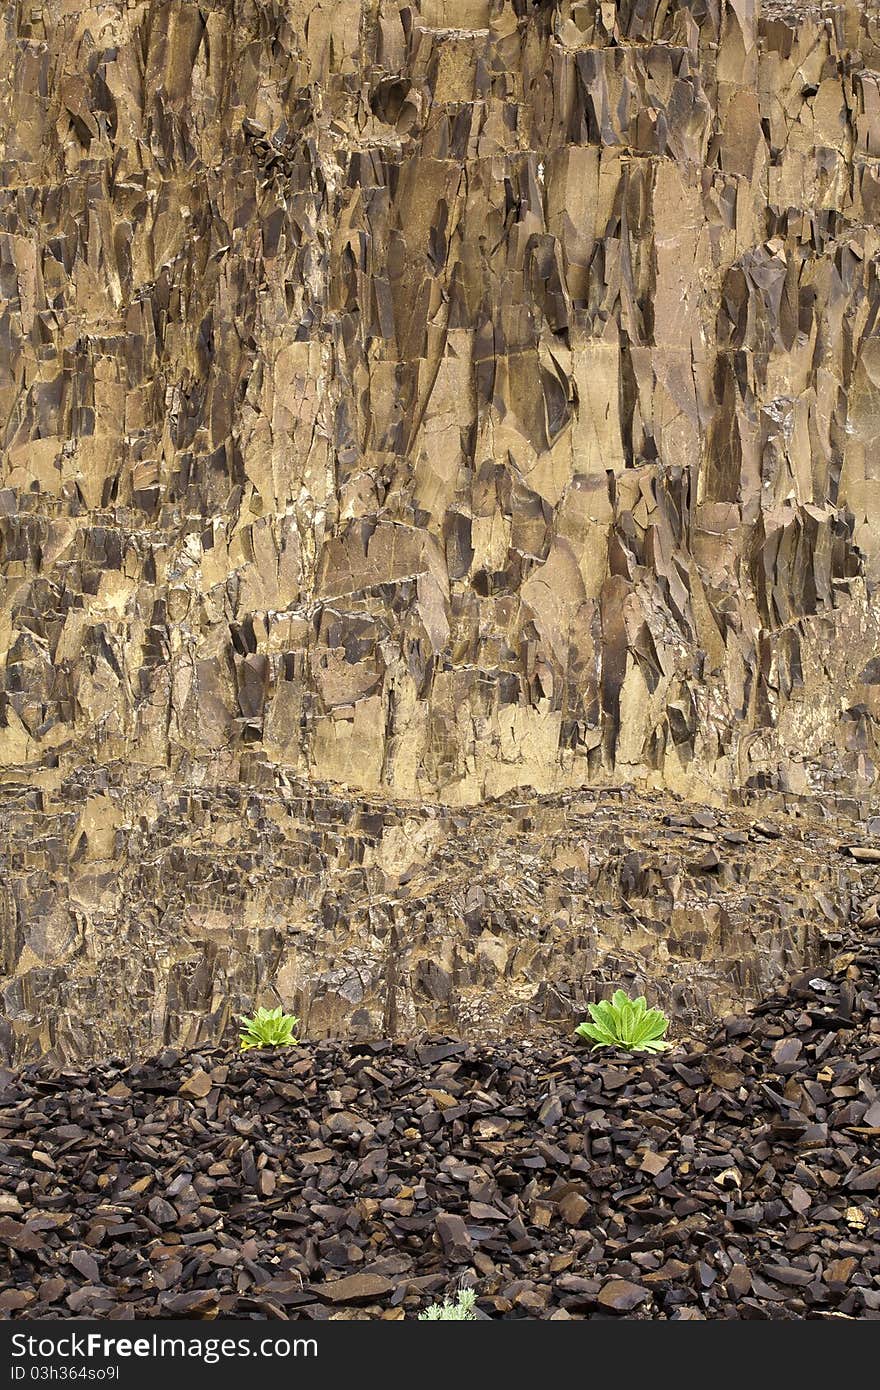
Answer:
[2, 1, 880, 1060]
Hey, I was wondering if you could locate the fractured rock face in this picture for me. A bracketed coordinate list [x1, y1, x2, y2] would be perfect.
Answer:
[1, 770, 876, 1064]
[2, 1, 880, 803]
[2, 2, 880, 1060]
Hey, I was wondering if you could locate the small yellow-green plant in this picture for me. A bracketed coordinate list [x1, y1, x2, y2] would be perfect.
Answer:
[418, 1287, 477, 1321]
[575, 990, 670, 1054]
[239, 1005, 299, 1051]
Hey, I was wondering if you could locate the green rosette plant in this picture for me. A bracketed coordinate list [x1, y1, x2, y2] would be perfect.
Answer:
[239, 1005, 299, 1051]
[576, 990, 670, 1054]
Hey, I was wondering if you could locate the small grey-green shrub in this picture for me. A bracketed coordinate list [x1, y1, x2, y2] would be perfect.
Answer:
[418, 1287, 477, 1321]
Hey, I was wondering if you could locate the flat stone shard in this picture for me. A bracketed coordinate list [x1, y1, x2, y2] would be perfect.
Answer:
[178, 1068, 213, 1098]
[436, 1212, 474, 1261]
[2, 2, 880, 1063]
[597, 1280, 651, 1312]
[316, 1274, 396, 1304]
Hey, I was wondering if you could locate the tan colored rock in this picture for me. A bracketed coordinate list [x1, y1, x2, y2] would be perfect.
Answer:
[178, 1068, 213, 1099]
[2, 3, 880, 1063]
[3, 768, 871, 1063]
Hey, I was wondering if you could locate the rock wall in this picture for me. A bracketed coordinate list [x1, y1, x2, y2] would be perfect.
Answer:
[3, 0, 880, 1060]
[3, 0, 880, 802]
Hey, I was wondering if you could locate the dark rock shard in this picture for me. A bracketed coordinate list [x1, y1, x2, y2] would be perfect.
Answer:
[436, 1213, 473, 1262]
[597, 1281, 651, 1313]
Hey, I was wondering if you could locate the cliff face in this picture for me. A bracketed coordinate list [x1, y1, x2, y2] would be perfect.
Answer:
[2, 0, 880, 1062]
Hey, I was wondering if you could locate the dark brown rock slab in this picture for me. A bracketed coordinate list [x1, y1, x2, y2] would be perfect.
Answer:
[597, 1281, 651, 1313]
[314, 1274, 396, 1305]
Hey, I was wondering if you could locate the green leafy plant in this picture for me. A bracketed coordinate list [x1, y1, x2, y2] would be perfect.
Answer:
[238, 1005, 299, 1051]
[418, 1287, 477, 1321]
[575, 990, 670, 1054]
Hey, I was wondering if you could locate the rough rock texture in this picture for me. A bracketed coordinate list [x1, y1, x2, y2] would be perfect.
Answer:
[3, 775, 880, 1064]
[3, 1, 880, 1060]
[0, 917, 878, 1319]
[5, 0, 880, 799]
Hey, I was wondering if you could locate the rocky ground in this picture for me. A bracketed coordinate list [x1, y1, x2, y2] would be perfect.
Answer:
[1, 910, 878, 1321]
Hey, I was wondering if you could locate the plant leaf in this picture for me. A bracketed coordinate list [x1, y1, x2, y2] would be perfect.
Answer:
[589, 1000, 616, 1031]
